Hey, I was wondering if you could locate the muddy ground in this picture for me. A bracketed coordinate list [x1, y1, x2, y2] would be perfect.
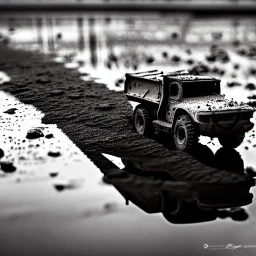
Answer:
[0, 44, 253, 186]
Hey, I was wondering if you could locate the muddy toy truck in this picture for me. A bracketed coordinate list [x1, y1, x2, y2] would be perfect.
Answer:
[124, 70, 255, 152]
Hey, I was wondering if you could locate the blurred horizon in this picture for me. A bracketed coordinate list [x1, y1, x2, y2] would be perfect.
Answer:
[1, 0, 256, 13]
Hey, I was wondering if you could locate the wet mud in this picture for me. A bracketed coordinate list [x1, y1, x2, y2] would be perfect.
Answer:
[0, 44, 255, 189]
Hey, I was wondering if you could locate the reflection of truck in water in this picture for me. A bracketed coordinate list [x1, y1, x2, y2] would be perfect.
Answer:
[124, 70, 255, 151]
[87, 149, 254, 224]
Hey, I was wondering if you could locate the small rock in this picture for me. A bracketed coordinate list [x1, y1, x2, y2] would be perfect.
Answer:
[56, 33, 62, 39]
[54, 184, 65, 191]
[0, 161, 16, 173]
[233, 64, 240, 70]
[48, 151, 61, 157]
[227, 82, 241, 88]
[247, 95, 256, 100]
[45, 133, 54, 139]
[162, 51, 168, 58]
[245, 83, 256, 91]
[0, 148, 4, 159]
[171, 55, 181, 62]
[4, 108, 17, 115]
[186, 59, 194, 65]
[49, 172, 59, 178]
[26, 128, 44, 139]
[146, 56, 154, 64]
[171, 32, 179, 39]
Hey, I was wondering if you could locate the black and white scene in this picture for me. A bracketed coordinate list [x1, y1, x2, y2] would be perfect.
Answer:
[1, 1, 256, 256]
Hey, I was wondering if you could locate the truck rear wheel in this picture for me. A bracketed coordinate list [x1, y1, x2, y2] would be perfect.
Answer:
[173, 115, 198, 152]
[133, 106, 153, 136]
[218, 133, 245, 148]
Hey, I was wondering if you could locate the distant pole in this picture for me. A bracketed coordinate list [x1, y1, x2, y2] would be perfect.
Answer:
[88, 17, 97, 67]
[77, 17, 85, 52]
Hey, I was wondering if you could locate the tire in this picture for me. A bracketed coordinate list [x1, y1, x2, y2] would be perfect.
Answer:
[218, 133, 245, 148]
[133, 106, 153, 136]
[173, 115, 198, 152]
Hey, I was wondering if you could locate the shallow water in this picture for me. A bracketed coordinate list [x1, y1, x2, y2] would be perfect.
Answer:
[1, 11, 256, 256]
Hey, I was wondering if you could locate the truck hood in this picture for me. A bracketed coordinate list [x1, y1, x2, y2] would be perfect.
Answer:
[175, 95, 254, 113]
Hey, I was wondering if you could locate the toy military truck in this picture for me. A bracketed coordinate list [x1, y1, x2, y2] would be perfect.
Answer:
[124, 70, 255, 152]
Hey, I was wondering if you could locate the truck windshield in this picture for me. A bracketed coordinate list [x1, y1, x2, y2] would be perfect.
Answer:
[182, 81, 220, 98]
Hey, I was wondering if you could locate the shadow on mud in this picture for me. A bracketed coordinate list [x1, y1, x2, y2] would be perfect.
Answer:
[87, 143, 254, 224]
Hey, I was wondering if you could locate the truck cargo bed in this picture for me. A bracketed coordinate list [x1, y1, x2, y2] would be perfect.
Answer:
[124, 70, 163, 105]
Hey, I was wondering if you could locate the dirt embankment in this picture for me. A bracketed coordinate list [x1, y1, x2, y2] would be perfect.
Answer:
[0, 45, 253, 185]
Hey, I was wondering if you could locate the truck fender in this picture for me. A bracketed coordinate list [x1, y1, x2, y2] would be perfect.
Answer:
[172, 108, 194, 130]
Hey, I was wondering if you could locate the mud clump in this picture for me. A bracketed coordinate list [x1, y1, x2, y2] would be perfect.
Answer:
[0, 161, 16, 173]
[49, 171, 59, 178]
[3, 108, 17, 115]
[171, 55, 181, 63]
[206, 47, 230, 63]
[26, 128, 44, 139]
[0, 148, 4, 159]
[189, 63, 210, 75]
[247, 95, 256, 100]
[48, 151, 61, 157]
[227, 82, 241, 88]
[45, 133, 54, 139]
[245, 83, 256, 91]
[146, 56, 154, 64]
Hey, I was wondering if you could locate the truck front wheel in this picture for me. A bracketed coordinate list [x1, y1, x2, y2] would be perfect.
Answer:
[218, 133, 245, 148]
[133, 106, 153, 136]
[173, 115, 198, 152]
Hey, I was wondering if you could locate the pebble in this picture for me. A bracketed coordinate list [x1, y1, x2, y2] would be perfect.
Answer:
[0, 161, 16, 173]
[227, 82, 241, 88]
[26, 128, 44, 139]
[245, 83, 256, 91]
[45, 133, 54, 139]
[3, 108, 17, 115]
[48, 151, 61, 157]
[49, 172, 59, 178]
[0, 148, 4, 159]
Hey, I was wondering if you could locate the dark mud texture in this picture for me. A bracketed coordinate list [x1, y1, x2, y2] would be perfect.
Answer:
[0, 45, 254, 186]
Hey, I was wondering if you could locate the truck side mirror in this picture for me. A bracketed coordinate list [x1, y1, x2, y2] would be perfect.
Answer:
[169, 82, 183, 101]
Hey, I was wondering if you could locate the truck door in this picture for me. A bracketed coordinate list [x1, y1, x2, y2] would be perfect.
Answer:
[157, 77, 182, 121]
[167, 81, 183, 123]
